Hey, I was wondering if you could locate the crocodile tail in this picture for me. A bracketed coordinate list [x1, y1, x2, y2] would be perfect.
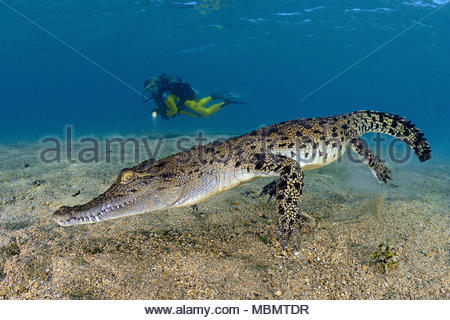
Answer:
[349, 110, 431, 162]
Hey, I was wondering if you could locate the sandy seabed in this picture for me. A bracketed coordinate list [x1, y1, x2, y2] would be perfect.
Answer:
[0, 135, 448, 299]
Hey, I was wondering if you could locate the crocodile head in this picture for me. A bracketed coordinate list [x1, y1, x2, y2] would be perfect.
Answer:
[52, 167, 182, 226]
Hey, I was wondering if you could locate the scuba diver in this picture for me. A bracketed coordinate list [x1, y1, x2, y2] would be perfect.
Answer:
[142, 74, 244, 120]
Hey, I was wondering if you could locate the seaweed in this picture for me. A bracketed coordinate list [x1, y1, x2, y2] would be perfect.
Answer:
[372, 242, 399, 273]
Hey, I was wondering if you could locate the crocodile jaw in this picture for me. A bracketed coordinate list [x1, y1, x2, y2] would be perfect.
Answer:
[52, 168, 183, 226]
[53, 199, 138, 226]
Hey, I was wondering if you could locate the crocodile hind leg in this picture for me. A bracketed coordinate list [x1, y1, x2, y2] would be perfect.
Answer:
[243, 154, 307, 250]
[350, 136, 392, 183]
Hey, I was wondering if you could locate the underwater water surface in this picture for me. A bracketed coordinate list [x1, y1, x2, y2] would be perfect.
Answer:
[0, 0, 449, 156]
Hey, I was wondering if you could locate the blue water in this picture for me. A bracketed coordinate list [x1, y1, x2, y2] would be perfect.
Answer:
[0, 0, 449, 156]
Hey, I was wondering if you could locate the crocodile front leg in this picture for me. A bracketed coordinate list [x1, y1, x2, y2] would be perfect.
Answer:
[241, 153, 305, 249]
[275, 159, 305, 250]
[260, 180, 315, 231]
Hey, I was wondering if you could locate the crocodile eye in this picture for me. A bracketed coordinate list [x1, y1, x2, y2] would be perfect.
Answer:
[121, 171, 135, 183]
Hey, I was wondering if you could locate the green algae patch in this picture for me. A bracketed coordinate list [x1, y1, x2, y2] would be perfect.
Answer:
[372, 242, 399, 273]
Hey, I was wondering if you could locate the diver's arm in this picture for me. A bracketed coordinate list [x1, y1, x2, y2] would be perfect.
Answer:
[163, 93, 180, 118]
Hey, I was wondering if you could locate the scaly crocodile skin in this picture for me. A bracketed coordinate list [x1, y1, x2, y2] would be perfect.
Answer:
[53, 111, 431, 249]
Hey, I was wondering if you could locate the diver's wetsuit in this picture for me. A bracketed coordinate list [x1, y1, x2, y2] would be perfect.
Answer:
[144, 74, 241, 119]
[151, 76, 196, 112]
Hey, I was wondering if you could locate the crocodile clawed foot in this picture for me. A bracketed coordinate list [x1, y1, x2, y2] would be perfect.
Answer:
[277, 224, 300, 252]
[378, 167, 393, 184]
[277, 225, 283, 242]
[259, 181, 277, 202]
[372, 163, 393, 184]
[292, 228, 299, 252]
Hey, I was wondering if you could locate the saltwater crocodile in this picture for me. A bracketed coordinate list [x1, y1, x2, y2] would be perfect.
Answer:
[53, 111, 431, 248]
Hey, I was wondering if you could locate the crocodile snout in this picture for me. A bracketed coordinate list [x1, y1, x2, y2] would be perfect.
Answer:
[52, 206, 74, 226]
